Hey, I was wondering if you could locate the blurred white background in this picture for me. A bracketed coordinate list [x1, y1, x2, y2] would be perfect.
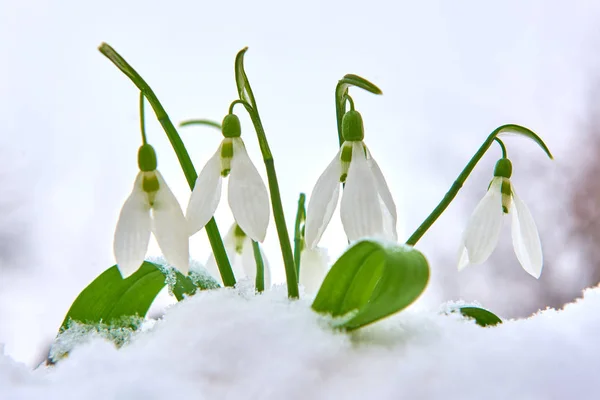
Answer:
[2, 0, 600, 366]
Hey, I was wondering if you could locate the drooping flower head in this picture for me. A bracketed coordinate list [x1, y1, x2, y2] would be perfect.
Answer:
[205, 222, 271, 288]
[458, 158, 543, 278]
[305, 110, 398, 248]
[186, 114, 270, 242]
[114, 144, 189, 277]
[298, 246, 329, 295]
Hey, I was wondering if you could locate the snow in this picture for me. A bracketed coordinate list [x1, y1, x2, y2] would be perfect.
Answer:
[2, 282, 599, 399]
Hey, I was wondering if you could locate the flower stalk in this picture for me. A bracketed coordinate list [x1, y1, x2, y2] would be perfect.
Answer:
[99, 43, 236, 287]
[233, 48, 299, 298]
[405, 124, 553, 246]
[294, 193, 306, 277]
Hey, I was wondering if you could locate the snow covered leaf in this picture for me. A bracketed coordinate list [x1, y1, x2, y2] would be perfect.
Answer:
[60, 262, 166, 331]
[312, 240, 429, 331]
[459, 306, 503, 327]
[59, 262, 220, 332]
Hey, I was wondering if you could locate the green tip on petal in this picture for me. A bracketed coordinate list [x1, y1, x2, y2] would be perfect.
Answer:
[222, 114, 242, 138]
[234, 224, 247, 239]
[494, 158, 512, 178]
[142, 172, 160, 193]
[138, 144, 157, 172]
[342, 110, 364, 141]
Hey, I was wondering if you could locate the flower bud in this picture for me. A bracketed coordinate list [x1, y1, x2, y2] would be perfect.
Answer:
[342, 110, 364, 141]
[222, 114, 242, 138]
[494, 158, 512, 179]
[138, 144, 157, 172]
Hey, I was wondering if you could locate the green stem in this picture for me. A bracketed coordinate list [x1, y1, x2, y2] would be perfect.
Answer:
[293, 193, 306, 277]
[405, 125, 518, 246]
[98, 43, 235, 287]
[252, 240, 265, 293]
[233, 101, 299, 298]
[139, 92, 148, 144]
[179, 119, 222, 130]
[494, 137, 507, 158]
[335, 90, 346, 147]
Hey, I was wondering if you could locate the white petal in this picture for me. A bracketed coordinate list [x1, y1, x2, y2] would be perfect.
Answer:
[113, 172, 152, 278]
[228, 138, 270, 242]
[305, 148, 342, 249]
[511, 190, 543, 278]
[457, 245, 470, 271]
[340, 142, 383, 241]
[299, 247, 329, 295]
[186, 147, 223, 236]
[241, 238, 272, 289]
[464, 178, 504, 264]
[151, 171, 190, 275]
[205, 230, 240, 285]
[366, 148, 398, 241]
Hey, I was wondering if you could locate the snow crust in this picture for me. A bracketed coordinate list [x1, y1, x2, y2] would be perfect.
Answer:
[2, 284, 600, 399]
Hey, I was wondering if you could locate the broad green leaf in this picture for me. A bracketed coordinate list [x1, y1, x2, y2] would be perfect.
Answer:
[234, 47, 257, 108]
[312, 240, 429, 330]
[495, 124, 553, 159]
[60, 261, 220, 331]
[459, 306, 503, 327]
[60, 262, 166, 331]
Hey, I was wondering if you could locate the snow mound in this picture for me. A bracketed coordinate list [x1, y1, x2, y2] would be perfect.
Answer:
[2, 284, 600, 399]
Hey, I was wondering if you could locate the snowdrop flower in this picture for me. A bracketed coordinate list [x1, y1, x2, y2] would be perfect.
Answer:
[187, 114, 270, 242]
[298, 246, 329, 295]
[206, 223, 271, 288]
[458, 158, 543, 278]
[114, 144, 189, 278]
[305, 110, 397, 248]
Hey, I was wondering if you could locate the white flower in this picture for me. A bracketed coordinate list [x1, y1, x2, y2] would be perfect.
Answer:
[305, 140, 398, 248]
[114, 170, 189, 278]
[205, 223, 271, 288]
[186, 117, 269, 242]
[458, 174, 543, 278]
[298, 247, 329, 295]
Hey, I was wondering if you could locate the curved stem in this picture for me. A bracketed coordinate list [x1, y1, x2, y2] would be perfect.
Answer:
[335, 90, 346, 147]
[139, 92, 148, 145]
[293, 193, 306, 277]
[494, 137, 507, 158]
[405, 126, 511, 246]
[344, 95, 355, 111]
[179, 119, 222, 130]
[229, 99, 251, 115]
[99, 43, 235, 287]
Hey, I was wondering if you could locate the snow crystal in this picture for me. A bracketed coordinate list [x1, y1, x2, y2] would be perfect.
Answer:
[2, 285, 600, 399]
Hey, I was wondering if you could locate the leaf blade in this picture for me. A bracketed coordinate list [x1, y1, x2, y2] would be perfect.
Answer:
[459, 306, 503, 327]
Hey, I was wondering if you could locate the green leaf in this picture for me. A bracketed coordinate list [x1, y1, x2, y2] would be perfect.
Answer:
[234, 47, 257, 108]
[495, 124, 553, 160]
[60, 261, 221, 331]
[312, 240, 429, 330]
[51, 261, 219, 364]
[60, 262, 166, 331]
[152, 260, 221, 301]
[459, 306, 503, 327]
